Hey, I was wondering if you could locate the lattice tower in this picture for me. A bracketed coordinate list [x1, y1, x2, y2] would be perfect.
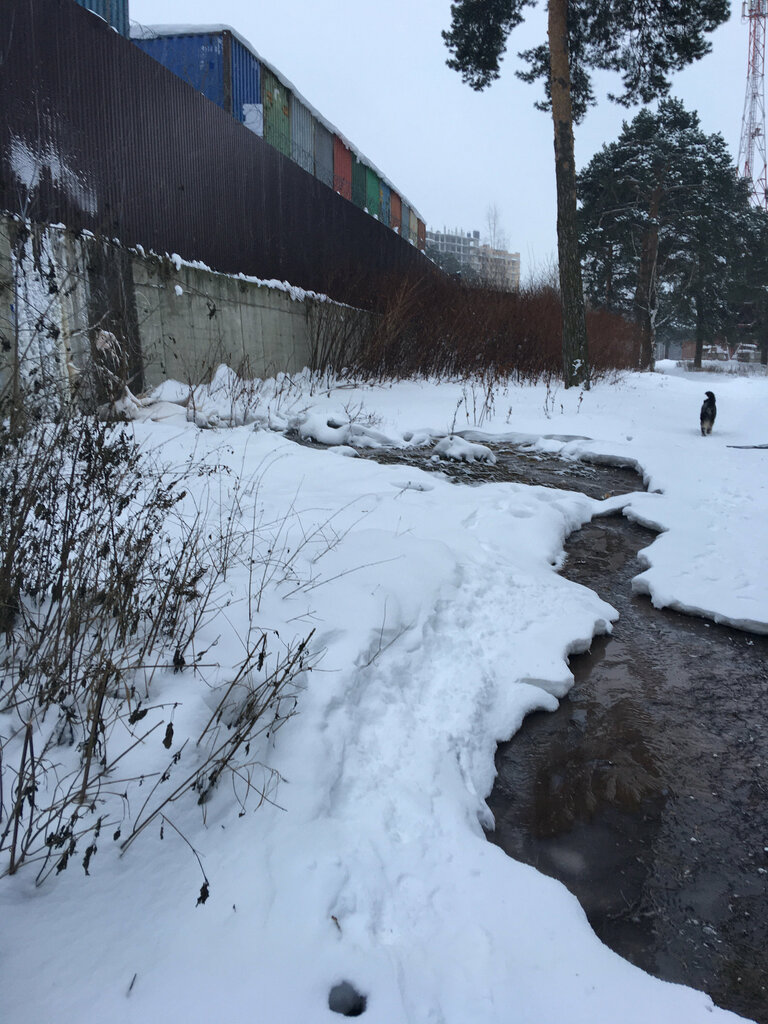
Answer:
[739, 0, 768, 208]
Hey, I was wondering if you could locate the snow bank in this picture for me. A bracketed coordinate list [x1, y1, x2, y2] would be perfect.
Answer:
[433, 434, 497, 463]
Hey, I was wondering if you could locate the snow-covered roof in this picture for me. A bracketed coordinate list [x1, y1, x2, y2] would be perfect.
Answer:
[130, 22, 424, 222]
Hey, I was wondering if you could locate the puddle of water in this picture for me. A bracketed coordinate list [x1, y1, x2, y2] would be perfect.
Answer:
[352, 441, 640, 499]
[487, 516, 768, 1023]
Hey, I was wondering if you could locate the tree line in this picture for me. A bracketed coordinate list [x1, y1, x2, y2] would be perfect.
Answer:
[579, 99, 768, 367]
[440, 0, 768, 382]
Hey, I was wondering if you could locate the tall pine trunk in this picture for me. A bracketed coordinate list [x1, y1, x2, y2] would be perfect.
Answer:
[633, 188, 661, 371]
[548, 0, 589, 389]
[694, 291, 706, 368]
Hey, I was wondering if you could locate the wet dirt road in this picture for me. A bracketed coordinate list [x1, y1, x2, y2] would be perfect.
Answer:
[347, 438, 768, 1022]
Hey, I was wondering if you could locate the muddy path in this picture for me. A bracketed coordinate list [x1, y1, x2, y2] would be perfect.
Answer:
[329, 437, 768, 1023]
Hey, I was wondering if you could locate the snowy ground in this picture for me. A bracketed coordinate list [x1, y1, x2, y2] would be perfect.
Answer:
[2, 363, 767, 1023]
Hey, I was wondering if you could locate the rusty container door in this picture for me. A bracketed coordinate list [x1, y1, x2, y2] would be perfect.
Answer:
[333, 136, 353, 200]
[390, 192, 402, 235]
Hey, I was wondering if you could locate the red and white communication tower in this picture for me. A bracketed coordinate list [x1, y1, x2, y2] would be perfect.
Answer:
[739, 0, 768, 208]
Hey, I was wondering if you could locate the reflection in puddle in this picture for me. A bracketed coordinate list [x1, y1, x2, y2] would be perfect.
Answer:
[488, 516, 768, 1023]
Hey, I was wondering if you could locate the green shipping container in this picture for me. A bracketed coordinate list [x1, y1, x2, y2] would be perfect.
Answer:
[262, 66, 291, 158]
[365, 167, 380, 218]
[352, 158, 367, 209]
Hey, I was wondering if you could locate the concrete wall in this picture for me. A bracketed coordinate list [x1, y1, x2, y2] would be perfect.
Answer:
[0, 214, 347, 408]
[133, 256, 314, 389]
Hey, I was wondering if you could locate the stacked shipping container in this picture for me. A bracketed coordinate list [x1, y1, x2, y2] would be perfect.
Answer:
[314, 122, 334, 190]
[290, 96, 314, 174]
[4, 0, 431, 311]
[132, 25, 425, 249]
[333, 138, 353, 200]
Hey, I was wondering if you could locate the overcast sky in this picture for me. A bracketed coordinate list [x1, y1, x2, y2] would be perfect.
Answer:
[129, 0, 751, 281]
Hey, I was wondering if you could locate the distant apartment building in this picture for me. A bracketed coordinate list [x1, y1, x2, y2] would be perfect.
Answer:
[426, 227, 480, 274]
[477, 244, 521, 291]
[426, 226, 520, 290]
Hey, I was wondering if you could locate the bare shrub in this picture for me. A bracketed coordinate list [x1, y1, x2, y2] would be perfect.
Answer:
[0, 411, 313, 882]
[312, 272, 637, 385]
[306, 296, 374, 373]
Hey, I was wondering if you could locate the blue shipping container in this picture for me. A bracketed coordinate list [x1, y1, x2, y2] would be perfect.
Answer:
[131, 26, 425, 235]
[134, 33, 226, 110]
[231, 37, 261, 132]
[75, 0, 129, 37]
[134, 31, 261, 128]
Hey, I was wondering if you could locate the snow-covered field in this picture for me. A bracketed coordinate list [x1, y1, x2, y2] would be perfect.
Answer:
[2, 363, 766, 1023]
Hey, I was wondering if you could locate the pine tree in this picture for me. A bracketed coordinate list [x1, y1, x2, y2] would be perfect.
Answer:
[443, 0, 729, 386]
[578, 99, 768, 367]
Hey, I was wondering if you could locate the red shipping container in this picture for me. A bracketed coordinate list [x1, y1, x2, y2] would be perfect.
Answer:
[333, 136, 353, 200]
[390, 192, 402, 235]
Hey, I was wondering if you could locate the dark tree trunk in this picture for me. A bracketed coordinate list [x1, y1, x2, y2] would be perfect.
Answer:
[604, 243, 614, 310]
[548, 0, 589, 389]
[694, 293, 705, 368]
[633, 190, 661, 371]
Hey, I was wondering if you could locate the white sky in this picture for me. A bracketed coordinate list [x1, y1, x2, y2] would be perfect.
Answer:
[128, 0, 751, 281]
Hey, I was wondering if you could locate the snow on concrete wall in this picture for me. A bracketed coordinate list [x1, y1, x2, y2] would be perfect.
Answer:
[0, 215, 363, 406]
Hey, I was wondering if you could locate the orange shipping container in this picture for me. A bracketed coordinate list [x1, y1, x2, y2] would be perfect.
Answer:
[417, 219, 426, 251]
[333, 136, 353, 200]
[390, 192, 402, 235]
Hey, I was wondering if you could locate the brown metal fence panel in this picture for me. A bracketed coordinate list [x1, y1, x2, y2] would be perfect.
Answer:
[0, 0, 431, 307]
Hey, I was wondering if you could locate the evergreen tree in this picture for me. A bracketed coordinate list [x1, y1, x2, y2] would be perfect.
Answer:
[443, 0, 729, 386]
[578, 99, 768, 367]
[727, 198, 768, 365]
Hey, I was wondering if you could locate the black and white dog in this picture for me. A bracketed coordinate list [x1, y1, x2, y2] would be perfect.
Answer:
[700, 391, 716, 435]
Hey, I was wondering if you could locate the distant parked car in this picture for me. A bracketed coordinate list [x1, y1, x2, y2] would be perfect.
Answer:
[736, 344, 760, 363]
[702, 345, 729, 361]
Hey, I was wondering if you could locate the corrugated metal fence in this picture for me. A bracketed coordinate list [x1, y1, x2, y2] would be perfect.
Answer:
[0, 0, 431, 307]
[74, 0, 128, 37]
